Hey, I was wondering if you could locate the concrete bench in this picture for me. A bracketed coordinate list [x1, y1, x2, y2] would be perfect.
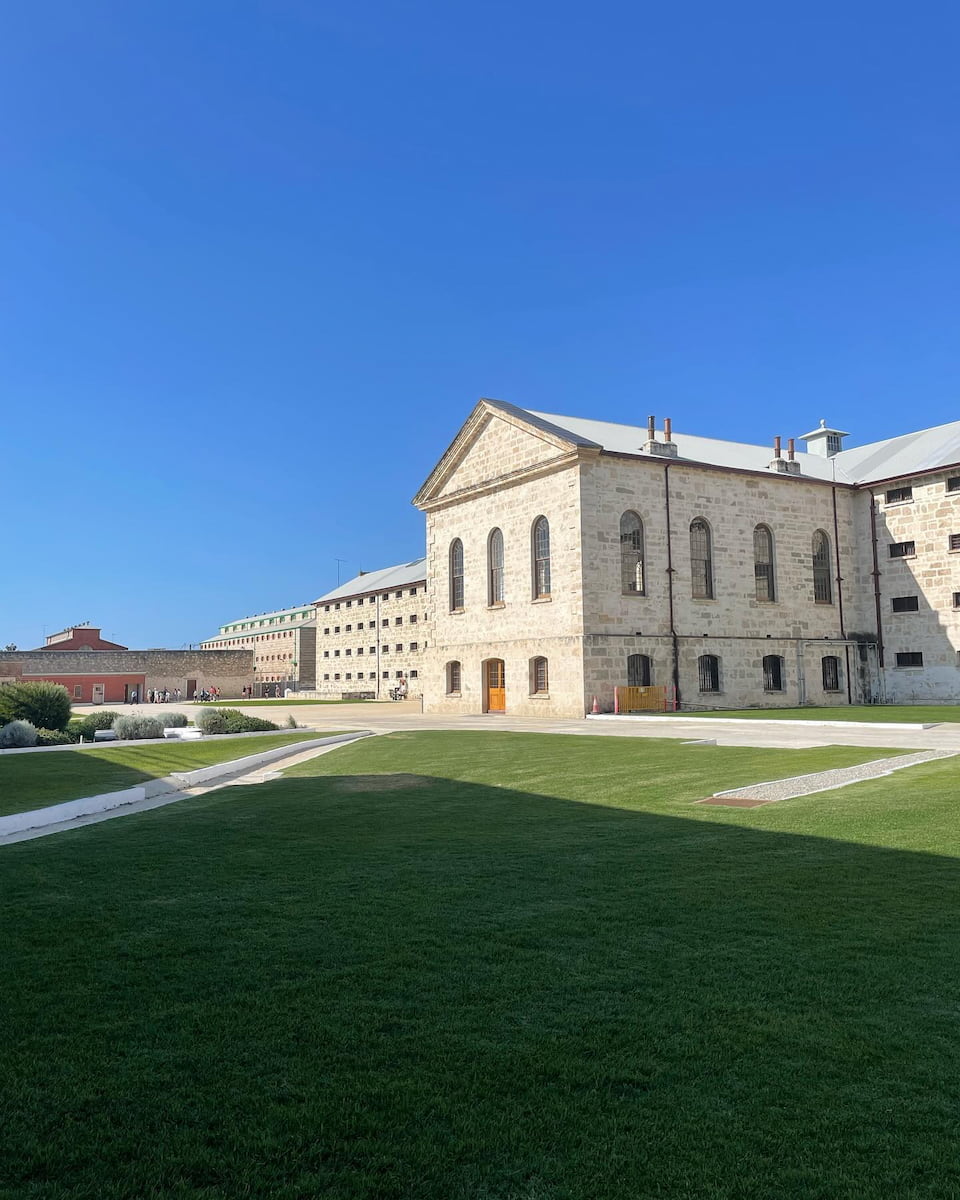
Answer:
[93, 729, 118, 742]
[164, 727, 203, 740]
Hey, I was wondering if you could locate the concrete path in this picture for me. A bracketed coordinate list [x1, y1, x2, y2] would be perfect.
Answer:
[700, 748, 958, 807]
[1, 736, 381, 846]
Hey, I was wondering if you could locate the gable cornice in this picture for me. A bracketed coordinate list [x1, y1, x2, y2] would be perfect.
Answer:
[412, 398, 597, 509]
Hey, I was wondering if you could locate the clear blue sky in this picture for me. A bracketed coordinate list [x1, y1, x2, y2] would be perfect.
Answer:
[3, 0, 958, 649]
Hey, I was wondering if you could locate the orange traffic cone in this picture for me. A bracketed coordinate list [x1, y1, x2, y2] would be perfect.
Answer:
[591, 695, 600, 714]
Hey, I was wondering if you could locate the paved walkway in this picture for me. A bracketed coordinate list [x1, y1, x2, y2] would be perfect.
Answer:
[699, 748, 958, 808]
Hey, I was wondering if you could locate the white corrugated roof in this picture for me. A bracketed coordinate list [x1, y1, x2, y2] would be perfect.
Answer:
[496, 403, 960, 486]
[314, 557, 427, 604]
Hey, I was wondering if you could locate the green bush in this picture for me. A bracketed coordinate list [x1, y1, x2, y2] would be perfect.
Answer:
[0, 719, 39, 748]
[112, 715, 166, 741]
[35, 728, 74, 746]
[73, 711, 122, 742]
[160, 712, 188, 729]
[195, 708, 279, 735]
[0, 681, 71, 732]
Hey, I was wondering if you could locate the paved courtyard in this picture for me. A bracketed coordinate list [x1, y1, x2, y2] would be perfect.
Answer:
[77, 698, 960, 752]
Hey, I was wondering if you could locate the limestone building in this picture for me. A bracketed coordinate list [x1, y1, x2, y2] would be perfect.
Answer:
[413, 399, 960, 718]
[312, 560, 427, 698]
[201, 604, 316, 695]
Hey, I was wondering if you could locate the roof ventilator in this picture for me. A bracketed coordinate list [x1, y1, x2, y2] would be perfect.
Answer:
[642, 415, 678, 458]
[769, 435, 801, 475]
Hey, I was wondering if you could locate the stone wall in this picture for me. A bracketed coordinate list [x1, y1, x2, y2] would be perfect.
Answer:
[315, 582, 427, 698]
[0, 648, 254, 701]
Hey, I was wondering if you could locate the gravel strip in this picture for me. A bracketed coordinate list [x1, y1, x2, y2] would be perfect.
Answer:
[706, 749, 958, 805]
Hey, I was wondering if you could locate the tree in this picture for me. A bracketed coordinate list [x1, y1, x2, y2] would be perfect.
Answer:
[3, 643, 16, 652]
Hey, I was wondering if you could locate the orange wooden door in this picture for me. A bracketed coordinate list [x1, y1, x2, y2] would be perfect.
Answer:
[487, 660, 505, 712]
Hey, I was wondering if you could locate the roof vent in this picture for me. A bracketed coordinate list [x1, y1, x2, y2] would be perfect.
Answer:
[799, 419, 848, 458]
[642, 415, 678, 458]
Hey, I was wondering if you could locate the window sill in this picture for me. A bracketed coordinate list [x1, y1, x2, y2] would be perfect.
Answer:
[449, 608, 465, 616]
[487, 603, 506, 610]
[532, 596, 552, 604]
[446, 691, 462, 697]
[622, 590, 647, 598]
[691, 597, 717, 603]
[885, 500, 914, 508]
[529, 692, 550, 699]
[889, 555, 917, 562]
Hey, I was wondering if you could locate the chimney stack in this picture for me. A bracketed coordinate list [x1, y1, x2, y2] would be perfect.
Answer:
[642, 414, 677, 458]
[769, 433, 801, 475]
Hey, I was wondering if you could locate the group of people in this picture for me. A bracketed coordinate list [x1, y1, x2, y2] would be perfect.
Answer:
[128, 688, 182, 704]
[389, 676, 409, 701]
[193, 687, 222, 703]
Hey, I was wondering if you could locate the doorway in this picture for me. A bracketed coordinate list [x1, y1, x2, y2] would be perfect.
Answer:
[92, 683, 105, 705]
[485, 659, 505, 713]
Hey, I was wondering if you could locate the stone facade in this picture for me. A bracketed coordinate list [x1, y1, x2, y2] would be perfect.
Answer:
[0, 648, 253, 704]
[314, 576, 427, 698]
[201, 604, 316, 693]
[414, 400, 960, 717]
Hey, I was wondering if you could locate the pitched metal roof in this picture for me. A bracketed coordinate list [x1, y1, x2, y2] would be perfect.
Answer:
[507, 406, 960, 486]
[314, 557, 427, 604]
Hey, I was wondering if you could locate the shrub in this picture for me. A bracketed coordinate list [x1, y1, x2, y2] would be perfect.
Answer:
[286, 714, 298, 728]
[35, 728, 74, 746]
[0, 719, 39, 748]
[112, 715, 166, 741]
[195, 708, 229, 735]
[73, 711, 122, 742]
[160, 712, 188, 729]
[0, 681, 71, 731]
[195, 708, 279, 735]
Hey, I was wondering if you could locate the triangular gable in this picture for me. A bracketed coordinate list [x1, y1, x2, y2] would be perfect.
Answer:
[413, 399, 600, 509]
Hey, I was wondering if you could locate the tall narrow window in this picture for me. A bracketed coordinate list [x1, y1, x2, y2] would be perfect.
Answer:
[627, 653, 652, 686]
[449, 539, 464, 610]
[762, 654, 784, 691]
[446, 661, 461, 693]
[822, 656, 840, 692]
[753, 525, 775, 602]
[533, 517, 551, 598]
[620, 511, 645, 594]
[690, 519, 713, 599]
[698, 654, 720, 692]
[531, 657, 549, 694]
[812, 530, 832, 604]
[488, 528, 504, 604]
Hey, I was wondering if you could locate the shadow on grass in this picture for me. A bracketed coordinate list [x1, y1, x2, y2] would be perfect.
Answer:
[3, 770, 960, 1199]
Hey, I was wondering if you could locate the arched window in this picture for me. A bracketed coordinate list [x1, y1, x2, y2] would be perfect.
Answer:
[762, 654, 784, 691]
[488, 528, 504, 605]
[449, 539, 464, 611]
[698, 654, 720, 692]
[812, 530, 832, 604]
[627, 653, 652, 687]
[446, 661, 462, 693]
[690, 519, 713, 599]
[530, 657, 549, 694]
[620, 511, 645, 594]
[753, 524, 775, 602]
[822, 655, 841, 692]
[532, 517, 551, 598]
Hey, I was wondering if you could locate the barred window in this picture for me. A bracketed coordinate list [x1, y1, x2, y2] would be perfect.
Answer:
[698, 654, 720, 692]
[446, 661, 462, 693]
[822, 655, 841, 691]
[896, 652, 923, 668]
[488, 528, 504, 604]
[531, 657, 549, 694]
[533, 517, 551, 598]
[753, 524, 775, 602]
[889, 541, 915, 559]
[620, 511, 645, 594]
[762, 654, 784, 691]
[812, 530, 833, 604]
[449, 539, 464, 610]
[627, 653, 651, 686]
[690, 519, 713, 599]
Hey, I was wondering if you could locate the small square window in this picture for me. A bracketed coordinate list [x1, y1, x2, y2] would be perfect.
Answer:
[409, 588, 417, 596]
[395, 591, 403, 599]
[357, 672, 364, 679]
[345, 648, 351, 656]
[346, 601, 352, 608]
[395, 643, 403, 652]
[335, 603, 340, 610]
[346, 624, 352, 632]
[383, 645, 389, 653]
[334, 673, 341, 681]
[395, 616, 402, 625]
[323, 627, 330, 635]
[410, 613, 418, 623]
[410, 669, 418, 678]
[948, 476, 960, 493]
[357, 647, 364, 655]
[891, 596, 919, 612]
[334, 626, 340, 634]
[382, 593, 389, 601]
[410, 642, 418, 651]
[369, 646, 376, 654]
[950, 534, 960, 552]
[323, 650, 330, 659]
[953, 592, 960, 609]
[382, 670, 389, 679]
[345, 672, 352, 680]
[334, 650, 340, 657]
[382, 618, 389, 627]
[895, 651, 923, 668]
[323, 673, 329, 681]
[889, 541, 916, 558]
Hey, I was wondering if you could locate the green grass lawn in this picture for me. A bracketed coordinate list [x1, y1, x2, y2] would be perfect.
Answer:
[678, 703, 960, 723]
[7, 730, 958, 1199]
[0, 731, 333, 816]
